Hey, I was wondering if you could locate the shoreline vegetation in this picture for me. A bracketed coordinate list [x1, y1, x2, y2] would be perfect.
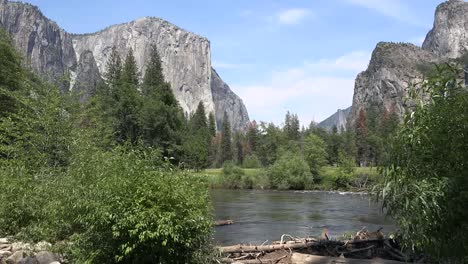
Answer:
[193, 166, 380, 192]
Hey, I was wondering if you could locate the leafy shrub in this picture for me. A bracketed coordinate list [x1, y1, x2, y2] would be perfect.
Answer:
[377, 64, 468, 261]
[242, 154, 261, 168]
[267, 152, 313, 190]
[0, 146, 214, 263]
[221, 161, 245, 189]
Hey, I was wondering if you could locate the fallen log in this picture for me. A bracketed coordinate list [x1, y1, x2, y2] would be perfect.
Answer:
[218, 241, 319, 254]
[215, 220, 235, 226]
[291, 253, 408, 264]
[220, 255, 287, 263]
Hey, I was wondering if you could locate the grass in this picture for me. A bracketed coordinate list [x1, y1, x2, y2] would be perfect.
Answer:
[193, 166, 381, 191]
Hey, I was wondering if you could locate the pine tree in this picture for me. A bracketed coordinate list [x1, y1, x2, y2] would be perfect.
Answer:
[142, 45, 164, 96]
[190, 102, 208, 131]
[235, 133, 244, 165]
[121, 49, 139, 86]
[246, 121, 259, 154]
[208, 112, 216, 137]
[104, 46, 122, 89]
[220, 112, 233, 163]
[355, 108, 369, 166]
[113, 49, 142, 144]
[139, 45, 183, 157]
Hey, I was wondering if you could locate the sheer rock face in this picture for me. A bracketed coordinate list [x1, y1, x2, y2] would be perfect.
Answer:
[318, 106, 351, 132]
[350, 0, 467, 125]
[0, 1, 76, 89]
[350, 43, 438, 124]
[0, 0, 249, 131]
[211, 68, 249, 131]
[422, 0, 468, 58]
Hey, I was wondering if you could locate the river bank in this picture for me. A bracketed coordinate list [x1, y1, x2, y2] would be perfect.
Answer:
[194, 166, 380, 192]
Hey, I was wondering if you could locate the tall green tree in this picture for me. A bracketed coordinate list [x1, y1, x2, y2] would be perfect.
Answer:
[303, 133, 327, 176]
[246, 121, 259, 154]
[113, 49, 142, 144]
[104, 46, 122, 89]
[121, 49, 139, 86]
[208, 112, 216, 137]
[220, 112, 233, 163]
[139, 45, 183, 157]
[283, 111, 300, 140]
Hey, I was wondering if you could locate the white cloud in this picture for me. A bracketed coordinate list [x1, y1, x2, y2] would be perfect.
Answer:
[345, 0, 422, 26]
[277, 8, 310, 25]
[230, 51, 371, 125]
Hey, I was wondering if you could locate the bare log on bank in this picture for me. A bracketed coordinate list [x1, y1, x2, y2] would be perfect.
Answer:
[215, 220, 235, 226]
[219, 240, 325, 254]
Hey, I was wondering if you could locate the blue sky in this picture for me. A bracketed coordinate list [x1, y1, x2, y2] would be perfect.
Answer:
[27, 0, 446, 126]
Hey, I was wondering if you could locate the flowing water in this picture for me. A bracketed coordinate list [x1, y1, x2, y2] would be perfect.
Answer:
[211, 189, 394, 246]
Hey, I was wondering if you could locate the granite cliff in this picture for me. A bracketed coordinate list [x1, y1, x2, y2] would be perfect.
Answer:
[318, 106, 351, 132]
[349, 0, 468, 125]
[0, 0, 249, 130]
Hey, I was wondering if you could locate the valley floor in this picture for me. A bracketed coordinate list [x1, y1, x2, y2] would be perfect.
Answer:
[193, 166, 380, 192]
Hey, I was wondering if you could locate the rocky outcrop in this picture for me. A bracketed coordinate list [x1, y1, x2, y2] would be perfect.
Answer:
[0, 0, 249, 130]
[349, 0, 467, 124]
[0, 0, 76, 90]
[349, 42, 438, 124]
[318, 106, 351, 132]
[422, 0, 468, 58]
[211, 68, 250, 131]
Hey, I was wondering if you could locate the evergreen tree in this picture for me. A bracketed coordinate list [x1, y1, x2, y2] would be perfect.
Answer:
[121, 49, 139, 86]
[284, 111, 300, 140]
[234, 133, 244, 165]
[104, 46, 122, 89]
[220, 112, 233, 163]
[208, 112, 216, 137]
[139, 45, 183, 157]
[355, 108, 369, 166]
[142, 45, 164, 96]
[246, 121, 259, 154]
[113, 49, 142, 144]
[190, 102, 208, 132]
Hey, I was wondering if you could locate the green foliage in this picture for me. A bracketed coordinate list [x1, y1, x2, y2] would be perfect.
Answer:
[220, 112, 232, 163]
[0, 146, 214, 263]
[243, 154, 261, 168]
[256, 122, 286, 166]
[303, 133, 327, 176]
[208, 112, 216, 137]
[0, 27, 25, 118]
[139, 45, 184, 157]
[267, 152, 313, 190]
[377, 63, 468, 261]
[121, 49, 139, 86]
[283, 111, 300, 140]
[104, 46, 122, 89]
[221, 161, 245, 189]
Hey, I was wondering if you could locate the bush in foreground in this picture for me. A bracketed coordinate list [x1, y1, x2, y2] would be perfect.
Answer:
[377, 64, 468, 261]
[0, 146, 214, 264]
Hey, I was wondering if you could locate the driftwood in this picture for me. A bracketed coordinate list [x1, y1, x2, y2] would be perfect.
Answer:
[220, 255, 287, 263]
[291, 253, 408, 264]
[218, 228, 417, 264]
[219, 241, 319, 254]
[215, 220, 235, 226]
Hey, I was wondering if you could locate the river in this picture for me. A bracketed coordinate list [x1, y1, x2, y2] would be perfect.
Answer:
[211, 189, 394, 246]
